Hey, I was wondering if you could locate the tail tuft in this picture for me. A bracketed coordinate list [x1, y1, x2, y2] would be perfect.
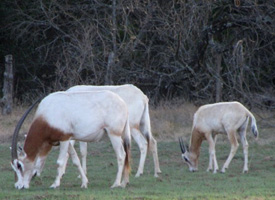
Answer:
[123, 139, 131, 173]
[250, 114, 259, 140]
[140, 100, 152, 151]
[122, 117, 131, 174]
[251, 124, 258, 139]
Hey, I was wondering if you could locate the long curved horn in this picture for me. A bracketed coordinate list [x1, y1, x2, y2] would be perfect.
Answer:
[178, 137, 186, 154]
[11, 96, 44, 161]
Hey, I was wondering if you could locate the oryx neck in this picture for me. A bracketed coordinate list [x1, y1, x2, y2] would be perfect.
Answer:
[189, 129, 204, 157]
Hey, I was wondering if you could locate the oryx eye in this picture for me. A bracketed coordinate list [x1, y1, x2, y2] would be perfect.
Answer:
[17, 162, 22, 171]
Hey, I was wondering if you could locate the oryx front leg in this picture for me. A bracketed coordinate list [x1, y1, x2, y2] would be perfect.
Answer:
[34, 155, 47, 177]
[60, 140, 76, 177]
[79, 141, 88, 176]
[68, 142, 88, 188]
[59, 141, 76, 178]
[206, 134, 219, 173]
[108, 133, 126, 188]
[131, 128, 148, 177]
[50, 141, 70, 188]
[60, 153, 69, 177]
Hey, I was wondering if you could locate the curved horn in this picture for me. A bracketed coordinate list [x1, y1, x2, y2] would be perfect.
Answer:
[178, 137, 185, 154]
[11, 96, 44, 161]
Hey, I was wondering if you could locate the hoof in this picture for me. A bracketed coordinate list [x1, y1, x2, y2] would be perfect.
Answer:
[121, 181, 129, 188]
[50, 183, 59, 189]
[212, 168, 219, 174]
[110, 183, 121, 189]
[206, 168, 212, 172]
[15, 182, 27, 190]
[81, 183, 88, 188]
[154, 173, 159, 178]
[135, 172, 143, 178]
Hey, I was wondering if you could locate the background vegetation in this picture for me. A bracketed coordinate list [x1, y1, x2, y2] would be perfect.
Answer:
[0, 0, 274, 108]
[0, 1, 275, 198]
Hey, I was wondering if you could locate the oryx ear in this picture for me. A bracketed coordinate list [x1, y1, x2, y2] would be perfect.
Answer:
[18, 147, 26, 159]
[17, 146, 22, 155]
[186, 144, 189, 152]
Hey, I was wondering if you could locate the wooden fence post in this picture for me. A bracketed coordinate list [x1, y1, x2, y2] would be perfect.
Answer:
[1, 55, 13, 115]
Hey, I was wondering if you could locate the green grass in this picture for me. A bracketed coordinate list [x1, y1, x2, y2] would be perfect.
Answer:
[1, 139, 275, 200]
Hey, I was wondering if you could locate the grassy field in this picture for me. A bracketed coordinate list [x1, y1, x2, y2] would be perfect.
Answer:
[1, 137, 275, 199]
[0, 104, 275, 199]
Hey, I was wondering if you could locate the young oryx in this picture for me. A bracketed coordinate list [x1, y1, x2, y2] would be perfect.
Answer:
[11, 91, 131, 189]
[61, 84, 161, 178]
[179, 101, 258, 173]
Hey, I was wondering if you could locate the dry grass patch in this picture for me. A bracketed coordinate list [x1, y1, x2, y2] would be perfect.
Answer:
[150, 100, 197, 141]
[0, 101, 274, 146]
[0, 105, 35, 143]
[150, 101, 275, 146]
[0, 100, 198, 143]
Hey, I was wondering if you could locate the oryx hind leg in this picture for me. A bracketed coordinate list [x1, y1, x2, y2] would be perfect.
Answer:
[140, 106, 161, 177]
[108, 132, 126, 188]
[61, 140, 87, 179]
[131, 128, 147, 177]
[221, 130, 239, 173]
[149, 136, 161, 176]
[238, 118, 249, 173]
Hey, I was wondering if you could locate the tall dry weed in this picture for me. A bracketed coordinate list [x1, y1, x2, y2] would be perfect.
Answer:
[1, 101, 274, 146]
[0, 105, 35, 143]
[150, 100, 275, 145]
[150, 100, 197, 141]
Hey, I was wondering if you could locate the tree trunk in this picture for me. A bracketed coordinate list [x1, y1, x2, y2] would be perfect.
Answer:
[105, 52, 115, 85]
[215, 53, 222, 102]
[1, 55, 13, 115]
[105, 0, 117, 85]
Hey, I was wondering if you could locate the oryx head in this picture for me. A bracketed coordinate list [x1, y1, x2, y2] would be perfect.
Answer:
[11, 97, 42, 189]
[11, 146, 36, 189]
[179, 137, 198, 172]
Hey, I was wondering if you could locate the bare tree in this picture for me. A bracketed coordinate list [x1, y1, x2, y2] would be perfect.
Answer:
[0, 0, 274, 110]
[0, 55, 13, 115]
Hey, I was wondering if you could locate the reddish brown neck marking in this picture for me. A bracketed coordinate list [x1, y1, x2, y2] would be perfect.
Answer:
[24, 117, 73, 161]
[189, 128, 205, 157]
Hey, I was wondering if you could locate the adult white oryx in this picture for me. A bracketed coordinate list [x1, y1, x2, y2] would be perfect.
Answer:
[11, 91, 131, 189]
[179, 101, 258, 173]
[61, 84, 161, 178]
